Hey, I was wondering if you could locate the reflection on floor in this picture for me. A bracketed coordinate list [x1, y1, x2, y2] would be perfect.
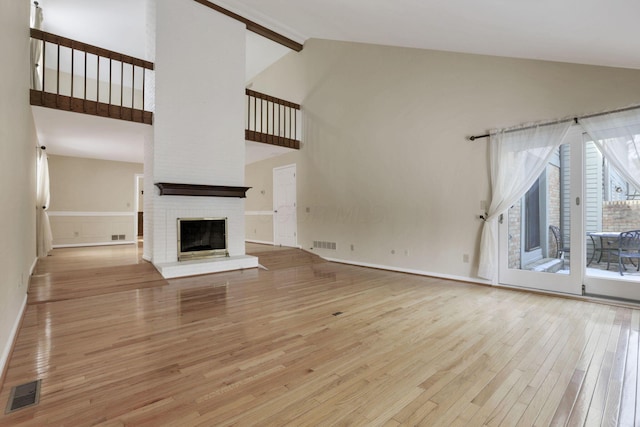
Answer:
[3, 242, 640, 426]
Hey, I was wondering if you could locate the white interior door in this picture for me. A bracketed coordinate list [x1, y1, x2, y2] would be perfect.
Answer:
[498, 128, 584, 295]
[273, 164, 297, 247]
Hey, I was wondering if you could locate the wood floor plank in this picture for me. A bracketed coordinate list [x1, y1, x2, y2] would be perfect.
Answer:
[0, 243, 639, 426]
[564, 307, 618, 426]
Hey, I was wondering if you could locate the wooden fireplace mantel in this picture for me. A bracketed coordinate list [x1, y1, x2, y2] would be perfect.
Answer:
[155, 183, 251, 198]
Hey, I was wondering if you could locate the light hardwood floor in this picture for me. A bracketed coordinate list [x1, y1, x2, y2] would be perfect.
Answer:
[0, 243, 639, 426]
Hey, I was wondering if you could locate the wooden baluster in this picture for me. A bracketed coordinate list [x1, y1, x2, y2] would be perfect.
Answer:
[131, 65, 135, 110]
[260, 98, 264, 134]
[41, 39, 46, 104]
[120, 61, 124, 118]
[246, 92, 250, 132]
[289, 106, 292, 140]
[109, 59, 112, 106]
[97, 55, 100, 105]
[56, 43, 60, 107]
[83, 51, 87, 112]
[278, 104, 282, 142]
[142, 68, 145, 112]
[70, 48, 74, 107]
[253, 95, 257, 133]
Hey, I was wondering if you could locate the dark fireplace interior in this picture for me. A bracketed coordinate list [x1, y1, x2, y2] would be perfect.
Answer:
[178, 218, 228, 260]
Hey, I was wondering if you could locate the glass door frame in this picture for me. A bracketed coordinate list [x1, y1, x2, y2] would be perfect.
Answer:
[582, 132, 640, 301]
[498, 127, 585, 296]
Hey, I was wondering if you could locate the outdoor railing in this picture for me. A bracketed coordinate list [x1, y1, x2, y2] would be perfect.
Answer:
[245, 89, 300, 149]
[29, 29, 154, 124]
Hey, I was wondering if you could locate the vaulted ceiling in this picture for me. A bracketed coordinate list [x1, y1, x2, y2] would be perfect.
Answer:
[219, 0, 640, 70]
[33, 0, 640, 164]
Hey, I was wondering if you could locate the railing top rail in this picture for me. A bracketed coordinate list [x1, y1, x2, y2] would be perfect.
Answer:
[30, 28, 154, 71]
[246, 88, 300, 110]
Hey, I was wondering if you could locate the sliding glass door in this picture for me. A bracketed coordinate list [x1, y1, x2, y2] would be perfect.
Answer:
[498, 129, 584, 295]
[499, 125, 640, 302]
[583, 136, 640, 301]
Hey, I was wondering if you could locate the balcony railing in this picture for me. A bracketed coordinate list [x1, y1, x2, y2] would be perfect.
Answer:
[246, 89, 300, 149]
[29, 29, 154, 124]
[28, 29, 302, 143]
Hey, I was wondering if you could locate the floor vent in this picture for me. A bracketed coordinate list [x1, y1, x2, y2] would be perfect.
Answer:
[5, 380, 41, 414]
[332, 311, 343, 316]
[313, 241, 337, 250]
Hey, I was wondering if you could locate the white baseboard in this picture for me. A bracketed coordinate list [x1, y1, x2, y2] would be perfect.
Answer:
[29, 257, 38, 276]
[245, 239, 275, 246]
[320, 256, 492, 286]
[1, 294, 27, 383]
[53, 241, 136, 249]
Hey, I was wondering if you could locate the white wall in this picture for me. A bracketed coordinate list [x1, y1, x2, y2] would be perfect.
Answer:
[48, 155, 143, 246]
[38, 0, 149, 60]
[246, 39, 640, 281]
[149, 0, 246, 267]
[0, 1, 37, 377]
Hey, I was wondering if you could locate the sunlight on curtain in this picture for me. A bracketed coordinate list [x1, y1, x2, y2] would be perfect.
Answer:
[478, 122, 572, 280]
[30, 3, 43, 90]
[37, 149, 53, 257]
[580, 107, 640, 191]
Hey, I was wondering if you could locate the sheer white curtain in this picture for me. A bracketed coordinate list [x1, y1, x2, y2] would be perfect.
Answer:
[30, 4, 43, 90]
[36, 148, 53, 257]
[478, 122, 572, 280]
[580, 108, 640, 191]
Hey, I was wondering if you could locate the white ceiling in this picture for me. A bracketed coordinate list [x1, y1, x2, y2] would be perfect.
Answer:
[33, 0, 640, 165]
[32, 107, 149, 164]
[218, 0, 640, 70]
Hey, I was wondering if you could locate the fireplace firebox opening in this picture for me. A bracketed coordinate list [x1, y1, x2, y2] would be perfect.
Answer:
[177, 217, 228, 261]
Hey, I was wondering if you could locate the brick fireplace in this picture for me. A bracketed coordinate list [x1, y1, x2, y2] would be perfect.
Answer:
[144, 1, 257, 279]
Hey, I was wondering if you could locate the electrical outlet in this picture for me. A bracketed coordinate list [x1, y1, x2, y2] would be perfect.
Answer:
[350, 244, 354, 251]
[391, 249, 396, 255]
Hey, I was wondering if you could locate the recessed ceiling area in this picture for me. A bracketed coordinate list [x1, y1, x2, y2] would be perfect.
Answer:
[33, 107, 295, 165]
[32, 107, 149, 164]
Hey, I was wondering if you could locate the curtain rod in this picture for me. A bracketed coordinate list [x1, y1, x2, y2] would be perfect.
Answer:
[468, 104, 640, 141]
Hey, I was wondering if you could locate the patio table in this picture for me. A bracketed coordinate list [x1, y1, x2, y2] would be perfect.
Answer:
[587, 231, 621, 267]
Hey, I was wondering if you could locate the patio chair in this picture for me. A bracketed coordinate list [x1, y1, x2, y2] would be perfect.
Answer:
[549, 225, 570, 264]
[613, 230, 640, 276]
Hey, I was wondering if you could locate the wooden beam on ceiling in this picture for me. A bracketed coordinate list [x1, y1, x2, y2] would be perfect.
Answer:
[192, 0, 303, 52]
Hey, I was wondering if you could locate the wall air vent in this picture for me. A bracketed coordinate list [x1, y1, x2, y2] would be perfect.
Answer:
[313, 241, 336, 250]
